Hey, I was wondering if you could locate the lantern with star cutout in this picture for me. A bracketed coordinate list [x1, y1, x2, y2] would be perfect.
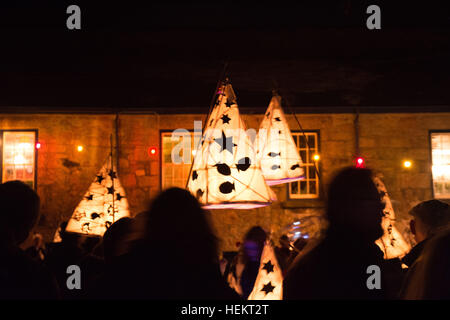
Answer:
[65, 155, 130, 236]
[186, 80, 275, 209]
[247, 241, 283, 300]
[256, 93, 305, 185]
[373, 176, 411, 259]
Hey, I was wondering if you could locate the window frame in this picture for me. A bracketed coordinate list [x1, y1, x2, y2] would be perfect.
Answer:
[287, 130, 321, 200]
[429, 130, 450, 200]
[160, 129, 196, 190]
[0, 129, 38, 190]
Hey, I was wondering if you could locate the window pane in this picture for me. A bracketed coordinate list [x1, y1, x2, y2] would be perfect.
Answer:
[161, 132, 194, 189]
[289, 131, 319, 199]
[2, 131, 36, 188]
[431, 132, 450, 198]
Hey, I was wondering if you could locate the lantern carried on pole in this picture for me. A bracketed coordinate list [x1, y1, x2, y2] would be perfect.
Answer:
[256, 92, 305, 186]
[186, 79, 274, 209]
[65, 140, 130, 236]
[373, 176, 411, 259]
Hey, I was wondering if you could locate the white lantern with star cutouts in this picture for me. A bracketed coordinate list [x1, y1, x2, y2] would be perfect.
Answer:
[256, 93, 305, 185]
[186, 80, 274, 209]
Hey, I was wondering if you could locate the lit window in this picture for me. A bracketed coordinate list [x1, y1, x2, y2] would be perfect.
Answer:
[1, 131, 37, 189]
[161, 131, 196, 189]
[431, 132, 450, 199]
[289, 131, 320, 199]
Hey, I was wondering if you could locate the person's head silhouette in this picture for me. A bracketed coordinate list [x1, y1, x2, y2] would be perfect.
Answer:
[0, 181, 40, 245]
[242, 226, 267, 262]
[409, 199, 450, 243]
[144, 187, 218, 265]
[103, 217, 134, 263]
[326, 167, 384, 242]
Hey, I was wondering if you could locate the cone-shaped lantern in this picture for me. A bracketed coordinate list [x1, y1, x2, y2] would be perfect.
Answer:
[187, 80, 274, 209]
[248, 241, 283, 300]
[65, 155, 130, 236]
[373, 176, 411, 259]
[256, 93, 305, 185]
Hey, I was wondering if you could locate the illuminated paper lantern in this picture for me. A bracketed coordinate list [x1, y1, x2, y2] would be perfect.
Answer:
[65, 156, 130, 236]
[248, 241, 283, 300]
[256, 93, 305, 185]
[187, 81, 274, 209]
[373, 176, 411, 259]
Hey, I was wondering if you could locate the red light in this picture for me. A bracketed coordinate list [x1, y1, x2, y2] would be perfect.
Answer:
[36, 142, 41, 150]
[148, 147, 157, 156]
[355, 157, 365, 168]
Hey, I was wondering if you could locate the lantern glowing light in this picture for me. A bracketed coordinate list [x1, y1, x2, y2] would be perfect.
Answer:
[248, 241, 283, 300]
[65, 155, 130, 236]
[77, 145, 84, 152]
[186, 80, 274, 209]
[373, 176, 411, 259]
[403, 160, 412, 168]
[313, 154, 320, 161]
[256, 93, 305, 185]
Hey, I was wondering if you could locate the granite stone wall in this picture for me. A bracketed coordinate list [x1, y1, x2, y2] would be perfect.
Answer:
[1, 112, 449, 252]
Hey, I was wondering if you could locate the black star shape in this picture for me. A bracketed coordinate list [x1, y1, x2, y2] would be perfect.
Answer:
[261, 282, 275, 295]
[214, 131, 236, 154]
[116, 193, 124, 201]
[225, 98, 234, 108]
[96, 175, 105, 184]
[108, 170, 117, 179]
[107, 186, 115, 195]
[221, 114, 231, 124]
[192, 170, 198, 180]
[85, 194, 94, 201]
[274, 117, 281, 122]
[262, 260, 274, 274]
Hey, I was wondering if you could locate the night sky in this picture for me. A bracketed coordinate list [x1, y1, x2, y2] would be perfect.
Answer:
[1, 1, 449, 112]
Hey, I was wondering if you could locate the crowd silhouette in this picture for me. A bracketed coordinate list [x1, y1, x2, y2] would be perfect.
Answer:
[0, 167, 449, 300]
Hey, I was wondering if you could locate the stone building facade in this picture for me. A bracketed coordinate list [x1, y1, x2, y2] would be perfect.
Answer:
[1, 110, 449, 252]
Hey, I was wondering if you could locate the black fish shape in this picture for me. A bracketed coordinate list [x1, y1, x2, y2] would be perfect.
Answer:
[214, 163, 231, 175]
[290, 164, 301, 170]
[91, 212, 101, 220]
[271, 165, 281, 170]
[236, 157, 251, 172]
[219, 182, 235, 194]
[274, 117, 281, 122]
[268, 152, 281, 157]
[196, 189, 204, 199]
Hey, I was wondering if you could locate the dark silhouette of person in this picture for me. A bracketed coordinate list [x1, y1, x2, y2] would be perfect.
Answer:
[275, 235, 291, 275]
[228, 226, 267, 299]
[400, 200, 450, 298]
[402, 200, 450, 268]
[0, 180, 60, 299]
[102, 217, 134, 264]
[284, 167, 386, 299]
[403, 226, 450, 299]
[99, 187, 240, 299]
[45, 221, 104, 299]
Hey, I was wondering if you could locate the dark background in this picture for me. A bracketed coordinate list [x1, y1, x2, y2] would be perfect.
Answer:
[0, 1, 449, 112]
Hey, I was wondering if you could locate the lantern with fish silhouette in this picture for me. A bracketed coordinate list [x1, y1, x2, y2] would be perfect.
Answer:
[248, 241, 283, 300]
[373, 176, 411, 259]
[256, 92, 305, 185]
[65, 154, 130, 236]
[186, 80, 274, 209]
